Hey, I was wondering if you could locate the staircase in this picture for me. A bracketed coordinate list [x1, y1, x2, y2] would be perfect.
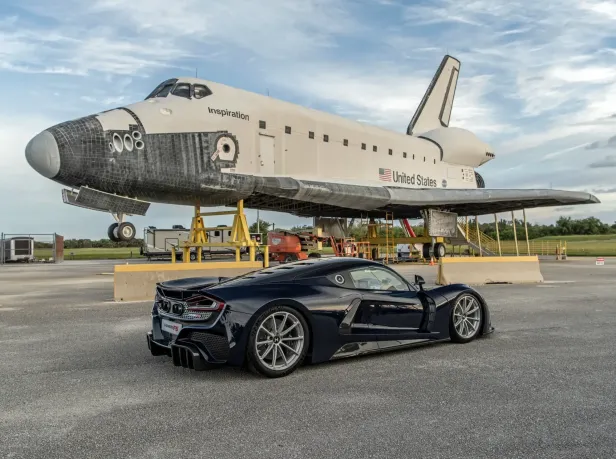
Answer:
[452, 217, 498, 256]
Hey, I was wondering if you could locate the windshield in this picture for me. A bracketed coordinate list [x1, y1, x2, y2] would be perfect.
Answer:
[145, 79, 212, 100]
[171, 83, 191, 99]
[145, 79, 178, 99]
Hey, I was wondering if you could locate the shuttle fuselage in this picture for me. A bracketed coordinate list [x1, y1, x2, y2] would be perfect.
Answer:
[28, 75, 493, 211]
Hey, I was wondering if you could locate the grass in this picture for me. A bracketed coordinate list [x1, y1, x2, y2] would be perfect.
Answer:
[463, 234, 616, 257]
[535, 234, 616, 242]
[35, 247, 144, 260]
[35, 246, 337, 261]
[530, 234, 616, 256]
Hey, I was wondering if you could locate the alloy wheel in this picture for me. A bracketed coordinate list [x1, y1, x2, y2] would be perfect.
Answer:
[452, 295, 481, 339]
[255, 311, 305, 371]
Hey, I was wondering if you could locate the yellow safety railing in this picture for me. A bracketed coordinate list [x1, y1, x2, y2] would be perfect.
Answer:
[454, 216, 566, 257]
[457, 217, 500, 255]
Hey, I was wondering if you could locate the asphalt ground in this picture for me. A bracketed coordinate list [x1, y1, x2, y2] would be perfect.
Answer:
[1, 258, 615, 459]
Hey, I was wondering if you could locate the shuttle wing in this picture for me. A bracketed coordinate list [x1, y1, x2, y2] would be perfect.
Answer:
[238, 175, 600, 219]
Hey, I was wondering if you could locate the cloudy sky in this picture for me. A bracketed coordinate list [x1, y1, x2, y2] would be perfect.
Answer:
[2, 0, 616, 240]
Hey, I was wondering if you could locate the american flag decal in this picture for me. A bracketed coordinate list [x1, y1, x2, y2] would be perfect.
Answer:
[378, 168, 392, 181]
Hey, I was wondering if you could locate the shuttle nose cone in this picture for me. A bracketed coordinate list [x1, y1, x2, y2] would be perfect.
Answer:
[25, 130, 61, 179]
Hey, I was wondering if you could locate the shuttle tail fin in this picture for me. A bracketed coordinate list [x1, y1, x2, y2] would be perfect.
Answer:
[406, 55, 460, 136]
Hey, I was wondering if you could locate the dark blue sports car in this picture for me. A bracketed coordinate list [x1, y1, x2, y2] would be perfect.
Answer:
[146, 257, 494, 378]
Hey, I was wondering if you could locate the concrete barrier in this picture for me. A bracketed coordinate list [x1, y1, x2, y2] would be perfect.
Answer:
[437, 256, 544, 286]
[113, 261, 263, 301]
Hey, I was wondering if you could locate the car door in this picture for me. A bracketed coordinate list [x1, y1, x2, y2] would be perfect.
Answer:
[347, 266, 429, 341]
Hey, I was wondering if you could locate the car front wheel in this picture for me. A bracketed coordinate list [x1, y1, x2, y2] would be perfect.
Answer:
[449, 293, 482, 343]
[246, 306, 309, 378]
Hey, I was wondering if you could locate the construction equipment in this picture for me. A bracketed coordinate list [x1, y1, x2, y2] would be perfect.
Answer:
[266, 230, 374, 263]
[399, 218, 417, 237]
[330, 237, 371, 259]
[266, 231, 326, 263]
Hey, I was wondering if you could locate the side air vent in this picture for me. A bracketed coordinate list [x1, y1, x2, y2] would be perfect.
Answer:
[475, 171, 485, 188]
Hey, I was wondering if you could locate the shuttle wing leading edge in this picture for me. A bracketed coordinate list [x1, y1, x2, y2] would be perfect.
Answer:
[212, 174, 601, 219]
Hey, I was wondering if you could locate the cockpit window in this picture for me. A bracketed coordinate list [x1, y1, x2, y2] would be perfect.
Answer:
[154, 83, 175, 98]
[171, 83, 191, 99]
[194, 84, 212, 99]
[145, 78, 178, 100]
[145, 79, 212, 100]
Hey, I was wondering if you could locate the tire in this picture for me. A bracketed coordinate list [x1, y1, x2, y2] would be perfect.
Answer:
[284, 255, 295, 263]
[107, 223, 120, 242]
[449, 293, 483, 343]
[422, 244, 431, 260]
[255, 253, 264, 262]
[434, 243, 446, 259]
[189, 252, 197, 261]
[246, 305, 310, 378]
[117, 222, 136, 241]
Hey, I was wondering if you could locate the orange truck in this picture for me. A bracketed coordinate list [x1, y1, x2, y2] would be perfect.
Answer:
[267, 231, 324, 263]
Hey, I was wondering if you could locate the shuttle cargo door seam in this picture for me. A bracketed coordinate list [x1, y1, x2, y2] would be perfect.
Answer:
[258, 134, 275, 175]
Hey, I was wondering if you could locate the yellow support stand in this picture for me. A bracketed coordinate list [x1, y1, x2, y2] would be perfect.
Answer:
[174, 199, 261, 265]
[184, 204, 207, 263]
[230, 199, 253, 263]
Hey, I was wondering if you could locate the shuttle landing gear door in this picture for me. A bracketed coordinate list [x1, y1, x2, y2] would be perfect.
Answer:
[258, 134, 275, 175]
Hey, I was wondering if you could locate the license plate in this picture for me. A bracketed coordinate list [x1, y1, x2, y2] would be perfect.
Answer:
[161, 319, 182, 336]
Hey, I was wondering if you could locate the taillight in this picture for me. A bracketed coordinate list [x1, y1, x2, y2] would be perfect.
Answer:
[153, 291, 162, 313]
[185, 294, 225, 312]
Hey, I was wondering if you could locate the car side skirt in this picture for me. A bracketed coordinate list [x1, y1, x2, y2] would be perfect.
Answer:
[330, 338, 449, 361]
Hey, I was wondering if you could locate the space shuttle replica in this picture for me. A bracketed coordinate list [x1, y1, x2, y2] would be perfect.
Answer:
[25, 55, 598, 242]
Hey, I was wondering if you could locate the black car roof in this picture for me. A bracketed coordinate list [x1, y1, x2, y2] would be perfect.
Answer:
[214, 257, 385, 286]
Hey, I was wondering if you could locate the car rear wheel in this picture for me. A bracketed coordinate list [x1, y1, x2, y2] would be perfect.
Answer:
[449, 293, 482, 343]
[246, 306, 309, 378]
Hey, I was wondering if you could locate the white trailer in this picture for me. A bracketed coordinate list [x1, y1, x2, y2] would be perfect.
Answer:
[2, 237, 35, 263]
[141, 226, 261, 260]
[141, 227, 190, 260]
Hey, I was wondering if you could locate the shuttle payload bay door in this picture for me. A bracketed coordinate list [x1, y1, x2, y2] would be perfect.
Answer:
[258, 134, 275, 175]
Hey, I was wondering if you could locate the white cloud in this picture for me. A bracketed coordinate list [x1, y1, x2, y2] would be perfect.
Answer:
[579, 0, 616, 20]
[6, 0, 360, 76]
[80, 95, 125, 105]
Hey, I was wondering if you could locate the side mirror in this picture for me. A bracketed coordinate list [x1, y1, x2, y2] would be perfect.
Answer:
[414, 274, 425, 291]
